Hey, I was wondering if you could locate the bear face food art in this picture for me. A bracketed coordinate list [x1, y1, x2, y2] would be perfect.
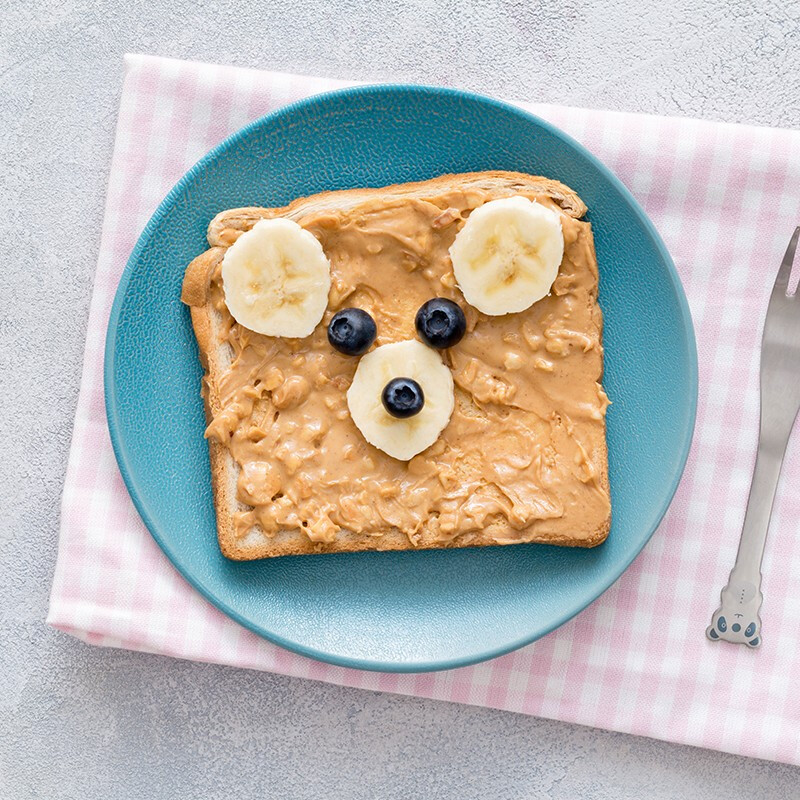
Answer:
[190, 176, 612, 555]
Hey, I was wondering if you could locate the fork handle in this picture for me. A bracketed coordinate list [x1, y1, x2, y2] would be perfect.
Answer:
[707, 394, 799, 647]
[735, 405, 798, 577]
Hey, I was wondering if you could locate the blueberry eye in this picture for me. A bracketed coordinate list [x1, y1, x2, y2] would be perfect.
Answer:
[745, 622, 756, 638]
[382, 378, 424, 418]
[717, 616, 727, 632]
[415, 298, 467, 349]
[328, 308, 376, 356]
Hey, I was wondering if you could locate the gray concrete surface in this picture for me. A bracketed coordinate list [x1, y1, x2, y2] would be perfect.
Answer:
[2, 1, 800, 797]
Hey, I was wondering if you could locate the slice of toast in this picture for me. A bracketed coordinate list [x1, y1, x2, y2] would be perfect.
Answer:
[182, 171, 610, 560]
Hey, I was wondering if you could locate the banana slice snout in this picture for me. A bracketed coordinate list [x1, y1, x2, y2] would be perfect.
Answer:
[347, 340, 454, 461]
[449, 196, 564, 316]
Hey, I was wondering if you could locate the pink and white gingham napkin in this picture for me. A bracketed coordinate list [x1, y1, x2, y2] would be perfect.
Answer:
[48, 54, 800, 765]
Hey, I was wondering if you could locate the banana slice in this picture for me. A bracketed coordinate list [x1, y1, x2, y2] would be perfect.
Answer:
[347, 340, 454, 461]
[221, 218, 331, 338]
[449, 196, 564, 315]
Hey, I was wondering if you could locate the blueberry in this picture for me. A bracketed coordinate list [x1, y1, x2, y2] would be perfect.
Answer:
[732, 623, 741, 633]
[382, 378, 424, 418]
[745, 622, 756, 638]
[328, 308, 376, 356]
[415, 298, 466, 349]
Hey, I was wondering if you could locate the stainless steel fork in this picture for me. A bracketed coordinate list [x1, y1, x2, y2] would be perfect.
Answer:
[707, 227, 800, 648]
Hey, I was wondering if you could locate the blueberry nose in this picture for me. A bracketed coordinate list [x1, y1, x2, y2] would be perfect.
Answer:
[382, 378, 425, 418]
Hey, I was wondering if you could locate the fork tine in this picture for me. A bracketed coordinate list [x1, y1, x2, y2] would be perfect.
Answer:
[772, 226, 800, 296]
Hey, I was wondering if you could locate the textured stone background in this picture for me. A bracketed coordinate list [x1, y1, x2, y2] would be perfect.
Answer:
[2, 1, 800, 797]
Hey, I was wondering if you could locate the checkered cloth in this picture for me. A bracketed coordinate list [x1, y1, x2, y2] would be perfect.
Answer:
[48, 54, 800, 765]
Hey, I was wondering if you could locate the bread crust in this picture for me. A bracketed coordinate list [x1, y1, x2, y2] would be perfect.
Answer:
[182, 171, 610, 560]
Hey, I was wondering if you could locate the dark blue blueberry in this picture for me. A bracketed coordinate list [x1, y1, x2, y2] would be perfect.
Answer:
[328, 308, 376, 356]
[732, 623, 741, 633]
[745, 622, 756, 638]
[382, 378, 424, 419]
[415, 298, 467, 349]
[718, 616, 727, 632]
[708, 628, 719, 639]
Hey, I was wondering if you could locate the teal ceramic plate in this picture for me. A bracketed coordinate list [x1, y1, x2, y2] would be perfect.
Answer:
[105, 85, 697, 672]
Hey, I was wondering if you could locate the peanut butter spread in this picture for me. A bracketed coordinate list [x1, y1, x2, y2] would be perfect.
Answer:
[203, 188, 610, 546]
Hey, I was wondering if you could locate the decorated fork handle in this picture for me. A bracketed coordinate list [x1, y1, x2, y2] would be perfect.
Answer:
[705, 421, 787, 648]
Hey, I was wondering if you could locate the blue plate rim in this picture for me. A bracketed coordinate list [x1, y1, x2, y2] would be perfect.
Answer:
[104, 83, 699, 673]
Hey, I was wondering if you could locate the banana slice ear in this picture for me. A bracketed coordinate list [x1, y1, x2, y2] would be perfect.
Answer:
[449, 197, 564, 316]
[221, 218, 331, 338]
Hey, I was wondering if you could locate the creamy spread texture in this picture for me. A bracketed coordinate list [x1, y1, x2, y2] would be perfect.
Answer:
[204, 189, 611, 546]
